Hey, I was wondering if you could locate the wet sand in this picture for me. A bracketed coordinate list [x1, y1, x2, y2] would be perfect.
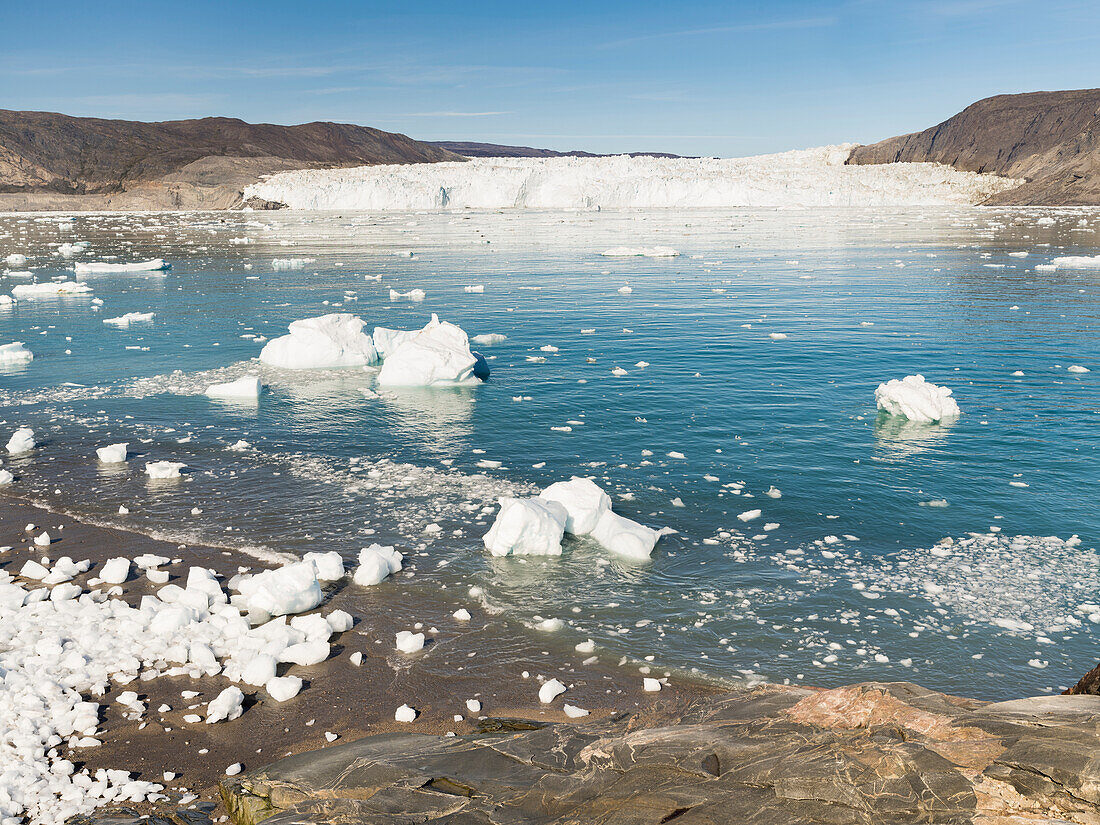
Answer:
[0, 496, 723, 819]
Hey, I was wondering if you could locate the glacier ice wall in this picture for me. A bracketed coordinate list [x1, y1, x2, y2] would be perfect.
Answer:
[244, 145, 1019, 211]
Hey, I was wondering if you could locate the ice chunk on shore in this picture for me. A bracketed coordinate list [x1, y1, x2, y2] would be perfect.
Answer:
[0, 469, 13, 485]
[12, 281, 92, 297]
[206, 686, 245, 723]
[206, 375, 262, 400]
[99, 558, 130, 584]
[354, 544, 403, 585]
[260, 313, 379, 369]
[103, 312, 155, 327]
[539, 477, 611, 535]
[303, 550, 345, 581]
[145, 461, 185, 479]
[96, 442, 128, 463]
[395, 704, 417, 722]
[0, 341, 33, 363]
[235, 561, 323, 618]
[75, 259, 169, 274]
[589, 510, 662, 560]
[875, 374, 960, 423]
[539, 678, 567, 703]
[266, 675, 303, 701]
[377, 314, 485, 387]
[483, 497, 567, 556]
[7, 427, 35, 454]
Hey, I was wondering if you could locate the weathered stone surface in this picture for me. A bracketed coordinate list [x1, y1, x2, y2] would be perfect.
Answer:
[847, 88, 1100, 206]
[220, 681, 1100, 825]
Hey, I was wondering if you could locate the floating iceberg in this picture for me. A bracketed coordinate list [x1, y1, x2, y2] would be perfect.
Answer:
[0, 342, 33, 364]
[12, 281, 91, 297]
[103, 311, 155, 327]
[875, 374, 960, 423]
[589, 510, 662, 561]
[539, 477, 611, 535]
[389, 288, 426, 301]
[600, 246, 680, 257]
[483, 497, 568, 556]
[96, 442, 128, 463]
[244, 147, 1019, 211]
[6, 427, 35, 454]
[259, 313, 379, 369]
[145, 460, 186, 479]
[206, 375, 262, 400]
[377, 314, 486, 387]
[1044, 255, 1100, 270]
[373, 325, 419, 359]
[74, 258, 169, 274]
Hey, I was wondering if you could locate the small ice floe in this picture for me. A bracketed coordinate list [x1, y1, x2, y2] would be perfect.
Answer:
[471, 333, 506, 346]
[1067, 365, 1090, 374]
[768, 332, 788, 341]
[6, 427, 35, 454]
[206, 375, 262, 400]
[75, 259, 169, 274]
[271, 257, 314, 270]
[765, 486, 782, 498]
[389, 288, 426, 301]
[643, 677, 663, 692]
[96, 442, 128, 463]
[395, 630, 425, 654]
[353, 543, 403, 585]
[464, 284, 485, 293]
[599, 246, 679, 257]
[260, 313, 379, 369]
[12, 281, 92, 297]
[611, 367, 628, 376]
[617, 285, 633, 294]
[145, 461, 186, 479]
[4, 253, 27, 266]
[453, 608, 472, 621]
[874, 374, 960, 423]
[103, 312, 155, 327]
[539, 678, 567, 703]
[737, 509, 762, 522]
[1043, 255, 1100, 270]
[0, 342, 33, 364]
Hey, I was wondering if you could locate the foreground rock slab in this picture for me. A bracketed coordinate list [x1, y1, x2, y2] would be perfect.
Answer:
[220, 681, 1100, 824]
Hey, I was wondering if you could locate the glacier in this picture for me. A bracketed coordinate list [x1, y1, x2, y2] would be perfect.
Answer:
[244, 145, 1019, 211]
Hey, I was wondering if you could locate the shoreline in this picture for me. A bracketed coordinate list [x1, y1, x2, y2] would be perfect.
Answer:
[0, 495, 726, 822]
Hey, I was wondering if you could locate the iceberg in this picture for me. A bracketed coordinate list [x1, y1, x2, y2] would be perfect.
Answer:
[0, 342, 33, 364]
[875, 374, 960, 424]
[6, 427, 35, 455]
[96, 442, 128, 463]
[145, 460, 186, 479]
[483, 497, 568, 556]
[539, 477, 611, 535]
[11, 281, 91, 297]
[103, 311, 155, 327]
[376, 314, 486, 387]
[244, 147, 1020, 211]
[589, 510, 662, 561]
[259, 313, 379, 369]
[206, 375, 262, 400]
[74, 259, 169, 274]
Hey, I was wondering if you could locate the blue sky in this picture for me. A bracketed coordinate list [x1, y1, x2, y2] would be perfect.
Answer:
[3, 0, 1099, 156]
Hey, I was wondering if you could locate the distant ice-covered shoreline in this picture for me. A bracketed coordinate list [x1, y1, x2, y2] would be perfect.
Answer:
[244, 145, 1019, 211]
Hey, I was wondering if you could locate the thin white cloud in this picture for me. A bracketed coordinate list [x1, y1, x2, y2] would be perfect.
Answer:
[600, 15, 836, 49]
[395, 111, 512, 117]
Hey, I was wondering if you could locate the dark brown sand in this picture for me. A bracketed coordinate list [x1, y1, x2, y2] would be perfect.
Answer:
[0, 497, 722, 818]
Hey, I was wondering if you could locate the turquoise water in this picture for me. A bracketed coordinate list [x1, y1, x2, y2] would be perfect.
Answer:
[1, 207, 1097, 701]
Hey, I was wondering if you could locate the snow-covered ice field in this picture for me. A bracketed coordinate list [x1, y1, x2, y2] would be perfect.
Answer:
[244, 146, 1019, 210]
[1, 205, 1098, 820]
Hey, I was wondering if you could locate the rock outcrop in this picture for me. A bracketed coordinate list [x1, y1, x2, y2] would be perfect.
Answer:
[0, 110, 462, 211]
[847, 88, 1100, 205]
[220, 681, 1100, 824]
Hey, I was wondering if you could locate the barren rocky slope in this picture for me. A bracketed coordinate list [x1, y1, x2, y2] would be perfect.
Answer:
[847, 89, 1100, 205]
[0, 111, 462, 210]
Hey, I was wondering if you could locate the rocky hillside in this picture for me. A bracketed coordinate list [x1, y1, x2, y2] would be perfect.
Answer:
[847, 89, 1100, 205]
[0, 111, 462, 210]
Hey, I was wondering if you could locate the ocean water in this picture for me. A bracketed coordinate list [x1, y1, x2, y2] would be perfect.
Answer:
[1, 207, 1096, 701]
